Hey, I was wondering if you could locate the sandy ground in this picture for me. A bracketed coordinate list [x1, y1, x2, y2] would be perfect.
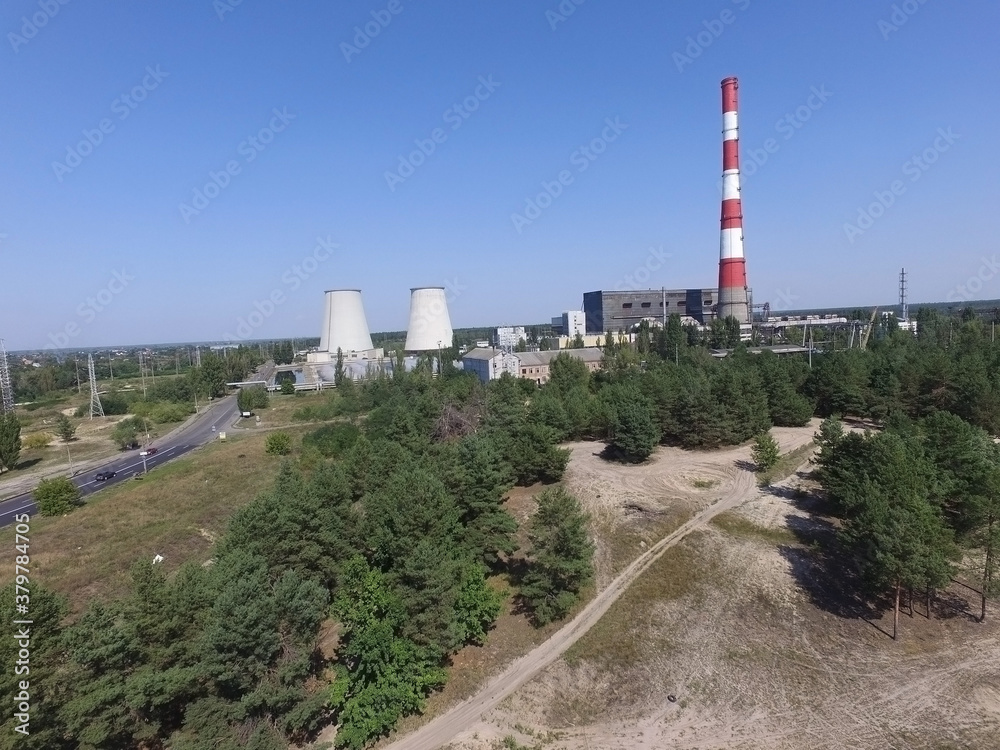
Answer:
[441, 426, 1000, 750]
[375, 425, 822, 750]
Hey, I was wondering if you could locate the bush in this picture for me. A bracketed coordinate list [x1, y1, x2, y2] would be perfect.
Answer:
[23, 432, 53, 450]
[34, 476, 82, 516]
[751, 432, 780, 472]
[280, 380, 295, 395]
[148, 403, 192, 424]
[265, 432, 292, 456]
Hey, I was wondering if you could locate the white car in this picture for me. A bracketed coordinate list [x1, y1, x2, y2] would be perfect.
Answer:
[139, 447, 158, 457]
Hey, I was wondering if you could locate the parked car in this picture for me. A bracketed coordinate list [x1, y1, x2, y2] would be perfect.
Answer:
[139, 447, 158, 457]
[94, 471, 117, 481]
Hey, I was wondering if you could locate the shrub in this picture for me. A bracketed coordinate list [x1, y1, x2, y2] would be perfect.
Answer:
[265, 432, 292, 456]
[751, 432, 780, 472]
[34, 476, 82, 516]
[23, 432, 53, 450]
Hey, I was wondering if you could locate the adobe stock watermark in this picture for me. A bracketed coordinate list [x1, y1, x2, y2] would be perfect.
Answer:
[224, 236, 337, 341]
[178, 107, 295, 223]
[45, 269, 134, 350]
[947, 256, 1000, 303]
[214, 0, 247, 21]
[612, 247, 672, 291]
[385, 75, 501, 192]
[341, 0, 405, 63]
[673, 0, 751, 73]
[768, 288, 800, 313]
[546, 0, 588, 31]
[510, 116, 628, 234]
[843, 127, 959, 244]
[52, 65, 169, 183]
[8, 0, 72, 53]
[878, 0, 932, 40]
[716, 85, 833, 193]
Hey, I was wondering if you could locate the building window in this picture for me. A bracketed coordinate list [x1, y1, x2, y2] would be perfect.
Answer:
[641, 302, 651, 308]
[704, 300, 713, 306]
[622, 303, 633, 309]
[659, 302, 664, 306]
[677, 301, 686, 307]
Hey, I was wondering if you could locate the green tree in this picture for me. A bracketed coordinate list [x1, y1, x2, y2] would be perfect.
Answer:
[571, 333, 585, 349]
[520, 487, 595, 625]
[334, 347, 346, 387]
[0, 413, 22, 473]
[280, 379, 295, 395]
[751, 432, 780, 473]
[265, 432, 292, 455]
[827, 431, 958, 639]
[0, 584, 71, 749]
[55, 413, 77, 442]
[600, 383, 660, 462]
[110, 415, 149, 449]
[33, 476, 82, 516]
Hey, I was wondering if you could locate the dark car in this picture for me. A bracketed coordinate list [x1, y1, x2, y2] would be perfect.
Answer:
[94, 471, 117, 481]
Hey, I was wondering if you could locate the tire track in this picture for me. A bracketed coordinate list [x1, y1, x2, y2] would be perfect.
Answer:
[381, 464, 758, 750]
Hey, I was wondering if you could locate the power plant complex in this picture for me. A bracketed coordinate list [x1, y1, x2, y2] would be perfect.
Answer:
[305, 78, 754, 381]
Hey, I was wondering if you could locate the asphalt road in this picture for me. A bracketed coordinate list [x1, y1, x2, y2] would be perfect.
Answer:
[0, 393, 241, 528]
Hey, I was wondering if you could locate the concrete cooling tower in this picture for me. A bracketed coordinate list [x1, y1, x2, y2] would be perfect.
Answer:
[319, 289, 374, 353]
[404, 287, 453, 351]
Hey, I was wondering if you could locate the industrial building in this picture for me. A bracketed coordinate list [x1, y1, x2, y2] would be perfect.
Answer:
[404, 287, 454, 352]
[462, 347, 603, 385]
[583, 289, 724, 334]
[307, 289, 383, 364]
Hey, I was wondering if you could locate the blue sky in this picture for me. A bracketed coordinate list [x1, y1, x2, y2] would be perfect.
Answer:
[2, 0, 998, 350]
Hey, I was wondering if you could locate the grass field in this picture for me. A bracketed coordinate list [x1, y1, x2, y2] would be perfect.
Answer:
[0, 425, 316, 614]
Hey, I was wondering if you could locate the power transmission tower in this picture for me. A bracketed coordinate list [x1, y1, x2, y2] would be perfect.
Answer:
[899, 268, 908, 322]
[88, 353, 104, 418]
[0, 339, 14, 415]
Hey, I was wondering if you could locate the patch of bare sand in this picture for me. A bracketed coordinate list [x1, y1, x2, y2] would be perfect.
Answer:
[562, 421, 819, 588]
[454, 444, 1000, 750]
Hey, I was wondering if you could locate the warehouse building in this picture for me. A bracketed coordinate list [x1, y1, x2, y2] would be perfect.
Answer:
[583, 288, 730, 333]
[462, 347, 603, 385]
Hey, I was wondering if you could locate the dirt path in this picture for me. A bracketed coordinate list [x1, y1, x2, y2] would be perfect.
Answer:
[381, 459, 761, 750]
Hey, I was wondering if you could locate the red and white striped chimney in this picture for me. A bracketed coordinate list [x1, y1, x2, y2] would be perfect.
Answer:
[718, 76, 750, 324]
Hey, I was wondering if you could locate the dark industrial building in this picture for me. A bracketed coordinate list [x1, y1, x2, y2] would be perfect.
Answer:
[583, 289, 726, 334]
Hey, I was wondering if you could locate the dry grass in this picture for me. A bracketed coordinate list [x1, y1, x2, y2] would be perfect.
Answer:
[758, 441, 816, 486]
[710, 511, 798, 546]
[0, 429, 294, 613]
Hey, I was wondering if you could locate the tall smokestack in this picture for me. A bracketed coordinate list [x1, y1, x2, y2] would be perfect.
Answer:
[718, 76, 750, 324]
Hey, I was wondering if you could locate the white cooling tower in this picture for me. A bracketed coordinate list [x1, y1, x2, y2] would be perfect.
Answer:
[404, 287, 453, 351]
[320, 289, 374, 353]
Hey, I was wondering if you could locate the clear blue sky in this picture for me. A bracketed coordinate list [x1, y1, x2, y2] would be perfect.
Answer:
[2, 0, 998, 350]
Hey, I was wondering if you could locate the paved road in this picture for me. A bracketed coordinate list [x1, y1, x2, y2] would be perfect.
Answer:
[0, 393, 240, 528]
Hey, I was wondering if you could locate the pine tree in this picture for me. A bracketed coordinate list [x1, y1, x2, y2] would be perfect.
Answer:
[520, 487, 595, 625]
[0, 413, 22, 473]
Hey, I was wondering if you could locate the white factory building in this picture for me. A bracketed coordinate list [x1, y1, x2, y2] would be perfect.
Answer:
[462, 347, 603, 386]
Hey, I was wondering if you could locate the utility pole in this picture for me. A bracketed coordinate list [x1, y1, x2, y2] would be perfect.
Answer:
[139, 351, 147, 398]
[108, 352, 114, 382]
[66, 443, 74, 476]
[75, 358, 82, 394]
